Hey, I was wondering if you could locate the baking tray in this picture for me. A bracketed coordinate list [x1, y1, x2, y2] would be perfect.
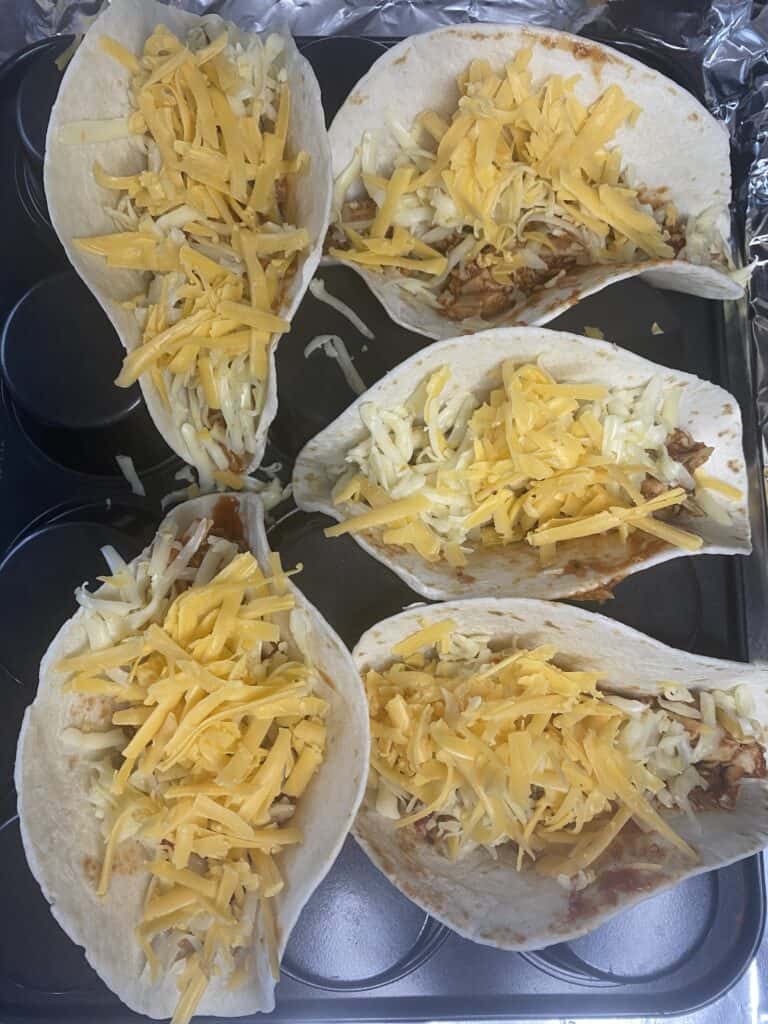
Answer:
[0, 28, 766, 1023]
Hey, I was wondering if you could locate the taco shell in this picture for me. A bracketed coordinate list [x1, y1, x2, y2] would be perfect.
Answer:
[14, 494, 369, 1019]
[45, 0, 332, 473]
[293, 327, 751, 600]
[353, 598, 768, 949]
[328, 24, 743, 340]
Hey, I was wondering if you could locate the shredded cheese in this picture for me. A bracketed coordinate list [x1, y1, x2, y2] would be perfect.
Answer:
[330, 51, 702, 325]
[60, 511, 326, 1024]
[309, 278, 375, 340]
[160, 468, 288, 514]
[366, 621, 765, 875]
[66, 24, 310, 478]
[328, 360, 723, 564]
[304, 334, 366, 395]
[694, 470, 742, 501]
[116, 454, 146, 496]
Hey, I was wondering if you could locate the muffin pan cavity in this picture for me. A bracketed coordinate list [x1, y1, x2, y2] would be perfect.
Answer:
[1, 271, 174, 475]
[282, 837, 449, 991]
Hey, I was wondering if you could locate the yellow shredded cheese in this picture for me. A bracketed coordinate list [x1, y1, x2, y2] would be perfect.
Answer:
[325, 495, 432, 537]
[68, 24, 310, 475]
[364, 621, 766, 877]
[694, 471, 742, 501]
[58, 514, 327, 1024]
[330, 361, 711, 565]
[331, 50, 682, 323]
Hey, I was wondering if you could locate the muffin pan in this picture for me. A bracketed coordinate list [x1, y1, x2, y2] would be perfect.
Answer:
[0, 24, 766, 1023]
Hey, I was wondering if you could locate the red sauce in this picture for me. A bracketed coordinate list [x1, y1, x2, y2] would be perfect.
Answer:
[211, 496, 248, 551]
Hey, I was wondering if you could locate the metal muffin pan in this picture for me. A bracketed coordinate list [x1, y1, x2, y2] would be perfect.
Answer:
[0, 26, 766, 1023]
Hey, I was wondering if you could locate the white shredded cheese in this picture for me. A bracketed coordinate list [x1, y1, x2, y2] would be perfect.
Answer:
[115, 455, 145, 497]
[309, 278, 375, 340]
[304, 334, 338, 358]
[329, 57, 734, 324]
[160, 470, 287, 514]
[69, 27, 306, 478]
[331, 363, 727, 558]
[304, 334, 366, 395]
[365, 625, 763, 873]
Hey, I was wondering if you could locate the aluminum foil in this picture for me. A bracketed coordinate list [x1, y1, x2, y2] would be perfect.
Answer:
[1, 0, 606, 58]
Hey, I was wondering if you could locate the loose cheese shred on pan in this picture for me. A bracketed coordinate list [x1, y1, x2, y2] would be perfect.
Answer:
[58, 512, 327, 1024]
[304, 334, 366, 395]
[309, 278, 375, 340]
[365, 620, 764, 877]
[64, 23, 311, 477]
[328, 360, 725, 564]
[116, 454, 146, 496]
[330, 50, 699, 325]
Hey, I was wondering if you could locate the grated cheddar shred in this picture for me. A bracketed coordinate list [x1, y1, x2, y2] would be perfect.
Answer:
[58, 507, 326, 1024]
[366, 621, 766, 879]
[66, 24, 310, 479]
[329, 51, 726, 325]
[327, 361, 733, 565]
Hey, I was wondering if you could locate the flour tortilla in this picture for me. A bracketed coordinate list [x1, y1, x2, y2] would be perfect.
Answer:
[293, 326, 751, 600]
[353, 598, 768, 950]
[44, 0, 332, 472]
[14, 494, 369, 1019]
[328, 24, 743, 340]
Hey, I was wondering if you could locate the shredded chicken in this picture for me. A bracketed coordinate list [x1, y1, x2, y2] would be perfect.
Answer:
[666, 428, 713, 475]
[637, 190, 687, 255]
[437, 244, 579, 319]
[710, 736, 766, 773]
[429, 230, 463, 255]
[341, 197, 378, 223]
[438, 264, 512, 319]
[328, 51, 730, 329]
[327, 198, 379, 252]
[671, 716, 766, 809]
[370, 626, 766, 873]
[642, 427, 712, 504]
[641, 475, 669, 501]
[693, 743, 766, 809]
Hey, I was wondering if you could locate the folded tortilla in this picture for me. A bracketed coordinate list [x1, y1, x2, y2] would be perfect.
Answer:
[328, 24, 744, 340]
[293, 326, 751, 600]
[45, 0, 332, 475]
[14, 494, 369, 1019]
[353, 598, 768, 950]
